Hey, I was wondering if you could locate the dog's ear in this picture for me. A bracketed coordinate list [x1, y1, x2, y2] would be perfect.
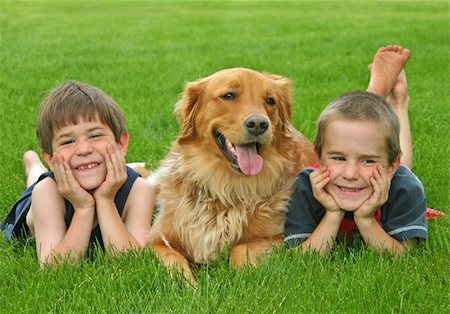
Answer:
[265, 74, 293, 131]
[175, 78, 207, 144]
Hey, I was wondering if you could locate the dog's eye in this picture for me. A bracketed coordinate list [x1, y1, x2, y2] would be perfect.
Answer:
[221, 92, 237, 101]
[265, 97, 275, 106]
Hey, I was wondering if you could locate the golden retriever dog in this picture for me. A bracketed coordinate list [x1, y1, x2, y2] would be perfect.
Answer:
[147, 68, 316, 283]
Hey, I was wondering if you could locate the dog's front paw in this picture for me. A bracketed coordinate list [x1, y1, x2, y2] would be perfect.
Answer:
[230, 240, 280, 268]
[151, 243, 197, 287]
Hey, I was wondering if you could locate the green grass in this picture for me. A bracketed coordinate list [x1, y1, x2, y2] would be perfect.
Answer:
[0, 0, 448, 312]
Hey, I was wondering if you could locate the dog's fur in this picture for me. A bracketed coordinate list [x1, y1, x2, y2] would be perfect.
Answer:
[147, 68, 316, 282]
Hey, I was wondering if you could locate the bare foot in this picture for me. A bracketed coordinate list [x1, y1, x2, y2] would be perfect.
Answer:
[23, 150, 48, 187]
[367, 45, 411, 98]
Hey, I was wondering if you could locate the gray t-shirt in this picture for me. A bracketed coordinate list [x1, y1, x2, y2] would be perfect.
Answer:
[284, 165, 428, 248]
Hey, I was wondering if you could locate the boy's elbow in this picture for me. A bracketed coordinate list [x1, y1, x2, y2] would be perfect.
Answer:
[401, 238, 417, 250]
[387, 238, 416, 256]
[39, 251, 82, 268]
[300, 239, 332, 257]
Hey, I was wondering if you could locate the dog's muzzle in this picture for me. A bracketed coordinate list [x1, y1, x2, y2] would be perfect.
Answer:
[214, 115, 270, 176]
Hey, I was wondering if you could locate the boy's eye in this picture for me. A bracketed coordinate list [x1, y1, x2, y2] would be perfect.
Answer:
[331, 156, 345, 161]
[60, 140, 74, 146]
[362, 159, 376, 164]
[89, 133, 104, 139]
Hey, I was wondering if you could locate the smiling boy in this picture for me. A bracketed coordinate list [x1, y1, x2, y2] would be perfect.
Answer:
[1, 81, 154, 265]
[284, 46, 427, 255]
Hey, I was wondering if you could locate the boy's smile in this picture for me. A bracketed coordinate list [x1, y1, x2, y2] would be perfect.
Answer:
[71, 159, 105, 190]
[43, 117, 128, 191]
[321, 119, 396, 211]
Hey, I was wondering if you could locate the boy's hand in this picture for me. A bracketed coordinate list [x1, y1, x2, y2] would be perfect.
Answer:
[52, 153, 95, 211]
[93, 143, 127, 202]
[354, 165, 391, 219]
[310, 166, 341, 213]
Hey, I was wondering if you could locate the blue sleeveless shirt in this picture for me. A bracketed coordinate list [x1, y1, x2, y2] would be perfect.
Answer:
[1, 166, 140, 249]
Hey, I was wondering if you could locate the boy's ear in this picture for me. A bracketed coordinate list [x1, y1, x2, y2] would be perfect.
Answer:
[41, 150, 53, 170]
[316, 151, 323, 166]
[387, 156, 401, 177]
[118, 132, 129, 154]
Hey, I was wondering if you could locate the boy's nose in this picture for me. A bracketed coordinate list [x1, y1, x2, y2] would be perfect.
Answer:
[76, 140, 93, 155]
[342, 163, 359, 180]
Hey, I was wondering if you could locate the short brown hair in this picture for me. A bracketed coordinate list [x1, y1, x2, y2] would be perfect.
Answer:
[36, 81, 127, 154]
[314, 91, 401, 166]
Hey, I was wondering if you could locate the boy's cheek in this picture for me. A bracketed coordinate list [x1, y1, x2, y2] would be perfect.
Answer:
[323, 164, 338, 177]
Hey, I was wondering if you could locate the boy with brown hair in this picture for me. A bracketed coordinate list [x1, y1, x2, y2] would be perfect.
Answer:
[285, 46, 428, 255]
[1, 81, 155, 265]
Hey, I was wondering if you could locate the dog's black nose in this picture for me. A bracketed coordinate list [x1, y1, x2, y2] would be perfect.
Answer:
[245, 115, 269, 136]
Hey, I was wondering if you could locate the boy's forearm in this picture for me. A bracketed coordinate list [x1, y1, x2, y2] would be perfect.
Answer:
[95, 199, 141, 252]
[40, 209, 94, 265]
[301, 211, 344, 256]
[354, 216, 407, 255]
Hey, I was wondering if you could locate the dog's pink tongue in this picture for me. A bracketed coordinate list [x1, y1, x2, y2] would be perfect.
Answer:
[235, 144, 263, 176]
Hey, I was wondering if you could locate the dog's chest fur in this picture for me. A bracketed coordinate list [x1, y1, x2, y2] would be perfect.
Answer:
[173, 192, 250, 263]
[152, 150, 292, 263]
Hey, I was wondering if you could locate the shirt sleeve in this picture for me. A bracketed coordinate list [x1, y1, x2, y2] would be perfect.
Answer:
[284, 169, 325, 248]
[380, 166, 428, 242]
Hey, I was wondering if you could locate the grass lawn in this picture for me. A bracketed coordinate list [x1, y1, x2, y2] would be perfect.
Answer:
[0, 0, 448, 312]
